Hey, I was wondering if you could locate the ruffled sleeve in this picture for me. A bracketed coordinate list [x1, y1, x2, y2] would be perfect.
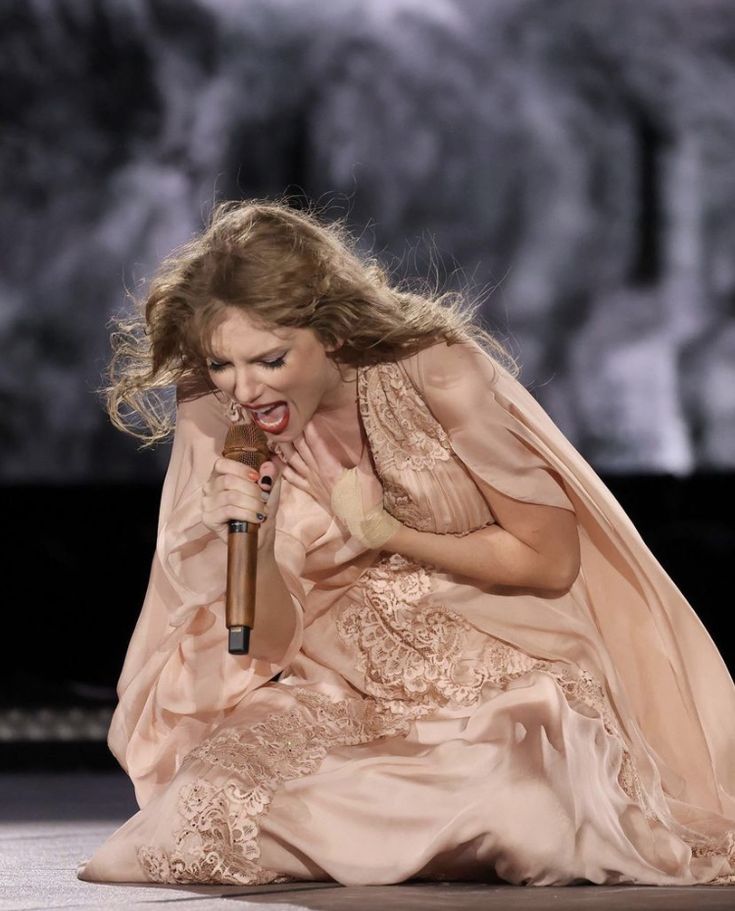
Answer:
[406, 339, 576, 513]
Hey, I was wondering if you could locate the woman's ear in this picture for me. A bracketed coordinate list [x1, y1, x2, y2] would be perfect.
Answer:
[324, 338, 345, 355]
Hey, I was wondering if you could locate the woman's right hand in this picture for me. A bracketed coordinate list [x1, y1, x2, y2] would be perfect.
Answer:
[202, 457, 281, 548]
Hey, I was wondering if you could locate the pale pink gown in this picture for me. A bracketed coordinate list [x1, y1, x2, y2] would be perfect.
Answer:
[77, 339, 735, 887]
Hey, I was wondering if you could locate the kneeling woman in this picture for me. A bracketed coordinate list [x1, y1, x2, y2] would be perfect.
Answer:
[78, 199, 735, 887]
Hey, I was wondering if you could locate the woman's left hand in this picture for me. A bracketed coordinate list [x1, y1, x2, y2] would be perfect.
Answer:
[273, 421, 384, 516]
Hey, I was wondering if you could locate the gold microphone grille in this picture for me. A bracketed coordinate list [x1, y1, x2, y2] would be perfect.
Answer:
[223, 422, 270, 471]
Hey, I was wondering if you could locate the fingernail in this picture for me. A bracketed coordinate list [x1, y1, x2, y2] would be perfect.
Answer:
[260, 490, 270, 502]
[256, 512, 266, 522]
[261, 475, 272, 486]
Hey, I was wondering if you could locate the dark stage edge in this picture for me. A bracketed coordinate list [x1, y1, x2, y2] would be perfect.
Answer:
[1, 773, 734, 911]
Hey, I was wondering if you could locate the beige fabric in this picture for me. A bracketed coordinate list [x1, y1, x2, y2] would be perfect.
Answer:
[76, 339, 735, 887]
[330, 465, 402, 548]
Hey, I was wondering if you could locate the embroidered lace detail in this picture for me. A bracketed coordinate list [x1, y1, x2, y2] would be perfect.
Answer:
[688, 830, 735, 884]
[357, 359, 495, 535]
[337, 552, 656, 818]
[136, 688, 410, 885]
[381, 475, 436, 532]
[136, 778, 291, 886]
[542, 665, 655, 819]
[357, 362, 452, 473]
[337, 552, 499, 714]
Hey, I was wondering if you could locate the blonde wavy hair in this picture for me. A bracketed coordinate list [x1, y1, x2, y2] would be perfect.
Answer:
[103, 196, 519, 445]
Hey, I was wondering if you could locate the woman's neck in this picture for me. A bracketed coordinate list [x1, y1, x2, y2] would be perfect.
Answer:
[317, 364, 358, 414]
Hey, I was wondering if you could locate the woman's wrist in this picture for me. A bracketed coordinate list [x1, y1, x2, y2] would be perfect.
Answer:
[330, 466, 401, 549]
[379, 521, 408, 554]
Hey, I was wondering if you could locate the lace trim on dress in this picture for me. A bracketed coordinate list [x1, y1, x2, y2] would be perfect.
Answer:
[336, 552, 658, 820]
[336, 552, 495, 713]
[688, 833, 735, 885]
[380, 475, 436, 532]
[135, 688, 411, 885]
[356, 360, 494, 535]
[357, 362, 450, 531]
[357, 362, 452, 474]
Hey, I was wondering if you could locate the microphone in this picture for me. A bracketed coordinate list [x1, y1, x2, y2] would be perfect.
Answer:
[221, 421, 270, 654]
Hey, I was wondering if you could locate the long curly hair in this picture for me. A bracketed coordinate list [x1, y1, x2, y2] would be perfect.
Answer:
[102, 196, 519, 445]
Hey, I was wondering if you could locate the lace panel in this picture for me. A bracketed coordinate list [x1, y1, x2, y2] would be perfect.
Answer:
[357, 361, 448, 530]
[135, 688, 411, 885]
[357, 361, 452, 474]
[336, 552, 503, 713]
[381, 475, 436, 533]
[337, 552, 658, 819]
[357, 358, 495, 534]
[688, 831, 735, 884]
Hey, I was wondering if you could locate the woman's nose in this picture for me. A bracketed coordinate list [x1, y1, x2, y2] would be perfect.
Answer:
[233, 370, 263, 405]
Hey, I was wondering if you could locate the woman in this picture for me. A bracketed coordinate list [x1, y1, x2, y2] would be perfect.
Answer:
[78, 199, 735, 887]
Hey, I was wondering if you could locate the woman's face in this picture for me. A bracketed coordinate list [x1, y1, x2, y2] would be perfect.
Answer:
[205, 306, 354, 439]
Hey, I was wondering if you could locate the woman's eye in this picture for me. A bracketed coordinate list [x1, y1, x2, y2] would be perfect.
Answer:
[206, 355, 286, 372]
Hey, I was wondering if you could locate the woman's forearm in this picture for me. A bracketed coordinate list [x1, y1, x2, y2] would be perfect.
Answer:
[381, 521, 570, 595]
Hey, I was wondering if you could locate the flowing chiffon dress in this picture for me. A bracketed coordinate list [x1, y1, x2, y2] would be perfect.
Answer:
[77, 338, 735, 887]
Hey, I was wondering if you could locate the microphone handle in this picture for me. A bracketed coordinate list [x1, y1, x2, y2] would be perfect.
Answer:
[226, 519, 259, 654]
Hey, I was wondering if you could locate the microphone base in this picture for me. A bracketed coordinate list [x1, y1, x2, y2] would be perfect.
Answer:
[228, 625, 251, 655]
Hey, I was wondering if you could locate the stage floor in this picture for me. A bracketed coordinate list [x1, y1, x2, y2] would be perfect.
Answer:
[1, 772, 733, 911]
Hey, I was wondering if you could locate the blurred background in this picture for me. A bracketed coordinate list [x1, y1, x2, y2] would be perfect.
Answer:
[2, 0, 733, 768]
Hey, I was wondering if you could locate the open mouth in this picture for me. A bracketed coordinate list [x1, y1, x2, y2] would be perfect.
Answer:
[248, 401, 289, 433]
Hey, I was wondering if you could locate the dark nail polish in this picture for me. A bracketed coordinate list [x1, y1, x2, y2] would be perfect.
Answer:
[261, 475, 272, 486]
[256, 513, 266, 521]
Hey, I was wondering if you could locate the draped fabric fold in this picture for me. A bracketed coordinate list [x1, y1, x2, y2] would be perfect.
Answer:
[398, 339, 735, 845]
[107, 392, 290, 807]
[108, 386, 380, 808]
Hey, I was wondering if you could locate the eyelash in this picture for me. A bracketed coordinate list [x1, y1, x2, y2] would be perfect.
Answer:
[207, 356, 286, 372]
